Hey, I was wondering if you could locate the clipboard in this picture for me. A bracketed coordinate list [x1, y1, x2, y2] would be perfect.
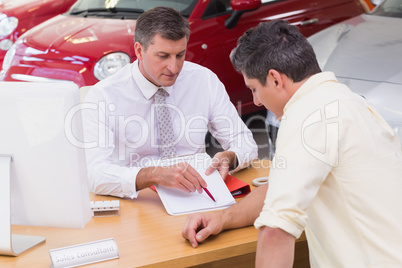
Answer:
[144, 153, 236, 215]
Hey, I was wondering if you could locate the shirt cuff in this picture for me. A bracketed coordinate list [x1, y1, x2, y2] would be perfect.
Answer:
[254, 208, 305, 239]
[126, 168, 141, 198]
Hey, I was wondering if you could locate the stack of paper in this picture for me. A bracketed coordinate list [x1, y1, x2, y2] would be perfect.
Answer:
[145, 153, 236, 215]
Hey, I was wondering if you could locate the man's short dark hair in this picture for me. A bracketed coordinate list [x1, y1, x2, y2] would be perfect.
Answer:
[134, 6, 190, 50]
[230, 20, 321, 85]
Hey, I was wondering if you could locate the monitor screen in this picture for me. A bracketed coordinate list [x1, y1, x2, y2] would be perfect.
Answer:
[0, 82, 92, 229]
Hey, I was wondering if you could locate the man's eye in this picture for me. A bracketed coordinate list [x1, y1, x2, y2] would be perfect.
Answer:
[159, 55, 169, 59]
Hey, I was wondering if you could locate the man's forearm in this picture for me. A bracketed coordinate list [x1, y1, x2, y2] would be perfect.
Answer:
[136, 167, 157, 191]
[256, 226, 295, 268]
[221, 183, 268, 230]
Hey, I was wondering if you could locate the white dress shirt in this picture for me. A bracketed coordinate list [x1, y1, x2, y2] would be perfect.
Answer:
[83, 60, 258, 198]
[254, 72, 402, 267]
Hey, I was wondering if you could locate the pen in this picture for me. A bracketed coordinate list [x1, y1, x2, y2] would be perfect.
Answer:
[203, 187, 216, 202]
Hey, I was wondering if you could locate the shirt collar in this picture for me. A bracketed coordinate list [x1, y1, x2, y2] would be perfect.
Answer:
[283, 72, 338, 114]
[133, 60, 173, 100]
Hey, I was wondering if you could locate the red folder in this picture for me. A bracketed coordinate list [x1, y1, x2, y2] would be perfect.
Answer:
[149, 174, 250, 198]
[225, 174, 251, 198]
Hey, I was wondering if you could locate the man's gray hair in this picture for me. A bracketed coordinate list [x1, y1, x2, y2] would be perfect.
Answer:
[134, 6, 190, 50]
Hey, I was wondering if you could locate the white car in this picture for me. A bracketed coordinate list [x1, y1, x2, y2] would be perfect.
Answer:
[309, 0, 402, 144]
[267, 0, 402, 157]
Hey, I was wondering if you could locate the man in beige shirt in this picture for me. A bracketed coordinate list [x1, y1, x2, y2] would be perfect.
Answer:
[182, 20, 402, 267]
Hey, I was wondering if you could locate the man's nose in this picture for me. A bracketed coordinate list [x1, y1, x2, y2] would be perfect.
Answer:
[253, 94, 263, 107]
[166, 58, 179, 74]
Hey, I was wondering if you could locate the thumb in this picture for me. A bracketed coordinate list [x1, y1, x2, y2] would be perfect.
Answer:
[205, 164, 216, 176]
[218, 168, 229, 180]
[205, 156, 221, 175]
[195, 227, 213, 243]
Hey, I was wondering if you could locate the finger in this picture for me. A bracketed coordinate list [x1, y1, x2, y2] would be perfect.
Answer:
[181, 164, 207, 193]
[164, 163, 195, 192]
[218, 168, 229, 180]
[205, 165, 216, 176]
[168, 174, 193, 193]
[189, 236, 199, 248]
[205, 156, 221, 176]
[177, 182, 193, 193]
[182, 216, 201, 248]
[182, 227, 198, 248]
[179, 179, 196, 193]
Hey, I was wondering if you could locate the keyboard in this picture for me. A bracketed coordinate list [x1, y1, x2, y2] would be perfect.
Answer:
[90, 200, 120, 216]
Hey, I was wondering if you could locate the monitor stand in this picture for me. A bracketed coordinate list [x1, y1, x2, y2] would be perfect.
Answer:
[0, 155, 45, 256]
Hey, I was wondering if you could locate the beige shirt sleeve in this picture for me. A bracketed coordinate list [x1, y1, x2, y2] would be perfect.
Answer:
[254, 98, 338, 238]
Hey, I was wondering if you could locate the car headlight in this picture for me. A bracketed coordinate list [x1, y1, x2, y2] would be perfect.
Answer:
[0, 38, 13, 50]
[0, 13, 18, 38]
[2, 42, 16, 71]
[94, 52, 130, 80]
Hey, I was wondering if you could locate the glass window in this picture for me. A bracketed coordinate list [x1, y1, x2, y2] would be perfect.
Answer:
[69, 0, 198, 18]
[371, 0, 402, 18]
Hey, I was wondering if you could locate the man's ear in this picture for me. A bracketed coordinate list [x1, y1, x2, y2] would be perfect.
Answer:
[134, 42, 143, 60]
[268, 69, 284, 91]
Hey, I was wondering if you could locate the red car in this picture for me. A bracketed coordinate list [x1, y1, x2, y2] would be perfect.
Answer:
[1, 0, 365, 115]
[0, 0, 77, 67]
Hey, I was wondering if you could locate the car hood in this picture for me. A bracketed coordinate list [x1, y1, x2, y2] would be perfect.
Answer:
[318, 14, 402, 85]
[338, 77, 402, 124]
[18, 15, 136, 62]
[308, 13, 402, 133]
[0, 0, 65, 18]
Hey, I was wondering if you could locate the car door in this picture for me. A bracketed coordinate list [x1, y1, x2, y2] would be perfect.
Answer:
[218, 0, 335, 114]
[185, 0, 229, 100]
[193, 0, 365, 115]
[298, 0, 366, 35]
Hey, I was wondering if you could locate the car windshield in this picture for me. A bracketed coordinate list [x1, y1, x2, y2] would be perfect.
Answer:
[371, 0, 402, 18]
[68, 0, 198, 18]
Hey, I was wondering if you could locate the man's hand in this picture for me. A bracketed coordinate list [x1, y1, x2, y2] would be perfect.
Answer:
[137, 161, 207, 193]
[182, 211, 225, 248]
[182, 184, 269, 248]
[206, 151, 237, 179]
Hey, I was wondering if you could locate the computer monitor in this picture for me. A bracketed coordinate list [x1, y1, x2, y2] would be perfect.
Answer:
[0, 82, 92, 256]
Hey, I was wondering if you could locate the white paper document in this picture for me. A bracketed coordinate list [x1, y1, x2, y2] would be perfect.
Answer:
[145, 153, 236, 215]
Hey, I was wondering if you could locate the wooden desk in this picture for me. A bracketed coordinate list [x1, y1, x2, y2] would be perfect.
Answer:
[0, 160, 309, 267]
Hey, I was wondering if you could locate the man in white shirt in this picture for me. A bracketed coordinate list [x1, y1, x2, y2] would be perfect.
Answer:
[182, 20, 402, 267]
[83, 7, 258, 199]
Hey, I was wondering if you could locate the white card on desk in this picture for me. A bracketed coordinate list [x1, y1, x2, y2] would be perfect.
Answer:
[49, 238, 119, 268]
[145, 153, 236, 215]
